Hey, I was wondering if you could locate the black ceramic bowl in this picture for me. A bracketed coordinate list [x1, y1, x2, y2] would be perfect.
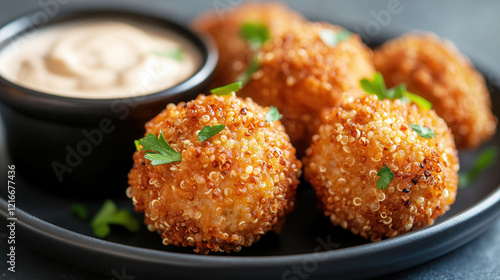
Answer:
[0, 7, 218, 197]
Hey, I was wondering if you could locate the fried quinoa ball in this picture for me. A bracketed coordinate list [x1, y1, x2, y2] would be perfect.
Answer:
[374, 33, 497, 149]
[127, 93, 301, 254]
[240, 23, 374, 155]
[239, 22, 375, 155]
[191, 2, 305, 87]
[303, 95, 459, 241]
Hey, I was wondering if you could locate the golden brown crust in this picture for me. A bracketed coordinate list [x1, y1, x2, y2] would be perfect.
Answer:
[303, 95, 459, 241]
[191, 2, 305, 88]
[127, 94, 301, 254]
[239, 22, 375, 155]
[374, 33, 497, 149]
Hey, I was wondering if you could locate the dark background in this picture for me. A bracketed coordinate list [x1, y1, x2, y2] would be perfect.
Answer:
[0, 0, 499, 279]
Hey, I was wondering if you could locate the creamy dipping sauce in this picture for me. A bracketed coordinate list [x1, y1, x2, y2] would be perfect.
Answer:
[0, 19, 201, 99]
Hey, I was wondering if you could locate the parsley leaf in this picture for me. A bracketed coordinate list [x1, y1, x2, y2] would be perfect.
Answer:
[210, 82, 243, 96]
[386, 84, 406, 100]
[360, 72, 432, 109]
[410, 124, 436, 138]
[134, 140, 141, 152]
[152, 47, 185, 61]
[136, 131, 181, 165]
[70, 203, 89, 220]
[237, 56, 260, 85]
[265, 106, 283, 122]
[240, 22, 270, 49]
[377, 165, 394, 190]
[320, 29, 352, 47]
[459, 147, 498, 189]
[198, 124, 226, 142]
[403, 91, 432, 110]
[360, 72, 387, 100]
[91, 200, 139, 239]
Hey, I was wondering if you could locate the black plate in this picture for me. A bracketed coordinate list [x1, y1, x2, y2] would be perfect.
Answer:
[1, 28, 500, 280]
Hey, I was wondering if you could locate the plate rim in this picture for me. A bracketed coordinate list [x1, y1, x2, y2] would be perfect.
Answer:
[1, 182, 500, 278]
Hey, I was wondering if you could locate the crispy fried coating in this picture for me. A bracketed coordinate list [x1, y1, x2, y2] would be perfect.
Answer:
[127, 94, 301, 254]
[303, 95, 459, 241]
[191, 2, 305, 87]
[374, 33, 497, 149]
[239, 22, 375, 155]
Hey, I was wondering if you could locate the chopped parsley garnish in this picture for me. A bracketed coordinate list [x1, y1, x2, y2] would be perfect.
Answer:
[360, 72, 387, 100]
[320, 28, 352, 47]
[210, 82, 243, 96]
[237, 56, 260, 85]
[152, 47, 185, 61]
[459, 147, 498, 189]
[70, 203, 89, 220]
[134, 140, 141, 151]
[386, 84, 408, 101]
[360, 72, 432, 109]
[198, 124, 226, 142]
[136, 131, 181, 165]
[410, 124, 436, 138]
[402, 90, 432, 110]
[377, 165, 394, 190]
[265, 106, 283, 122]
[91, 200, 139, 239]
[240, 22, 270, 49]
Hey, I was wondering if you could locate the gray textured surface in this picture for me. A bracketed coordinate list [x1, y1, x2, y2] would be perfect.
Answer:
[0, 0, 499, 279]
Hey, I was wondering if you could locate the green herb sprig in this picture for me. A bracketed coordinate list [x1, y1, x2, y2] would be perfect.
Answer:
[136, 131, 181, 165]
[91, 200, 139, 238]
[134, 140, 141, 151]
[265, 106, 283, 122]
[210, 82, 243, 96]
[70, 203, 89, 220]
[320, 29, 351, 47]
[237, 56, 260, 85]
[403, 91, 432, 109]
[198, 125, 226, 142]
[240, 22, 270, 49]
[410, 124, 436, 138]
[459, 147, 498, 189]
[360, 72, 432, 110]
[70, 200, 139, 239]
[377, 165, 394, 190]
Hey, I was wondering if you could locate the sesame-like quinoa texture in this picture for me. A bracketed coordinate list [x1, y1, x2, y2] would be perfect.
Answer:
[303, 95, 459, 241]
[127, 93, 301, 254]
[374, 33, 497, 149]
[240, 22, 375, 155]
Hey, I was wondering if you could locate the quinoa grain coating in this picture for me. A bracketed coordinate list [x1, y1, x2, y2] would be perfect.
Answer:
[240, 22, 375, 155]
[192, 2, 305, 88]
[374, 33, 497, 149]
[303, 95, 459, 241]
[128, 93, 301, 254]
